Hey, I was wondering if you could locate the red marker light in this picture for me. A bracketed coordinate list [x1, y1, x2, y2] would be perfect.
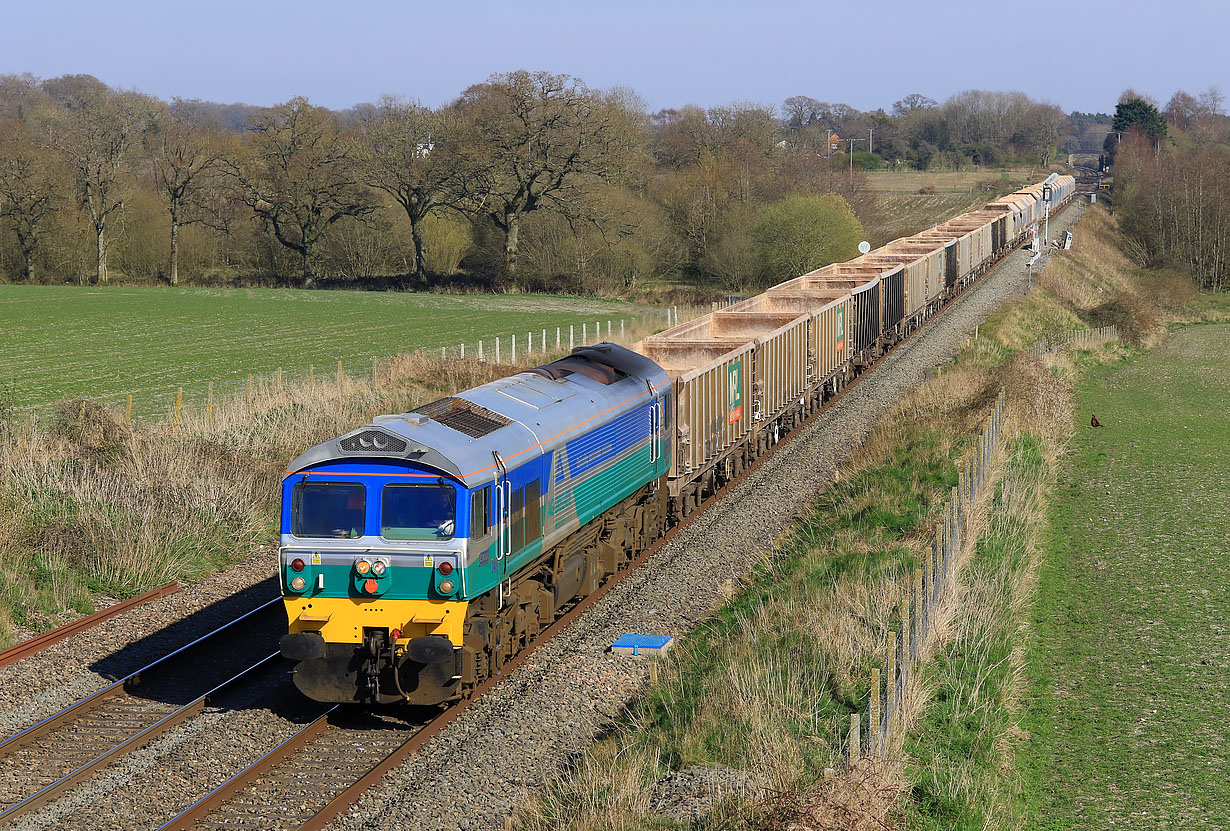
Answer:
[363, 579, 379, 594]
[438, 561, 454, 575]
[290, 558, 305, 572]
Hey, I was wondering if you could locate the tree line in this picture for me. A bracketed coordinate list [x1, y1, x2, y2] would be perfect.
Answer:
[0, 72, 1095, 294]
[1106, 88, 1230, 292]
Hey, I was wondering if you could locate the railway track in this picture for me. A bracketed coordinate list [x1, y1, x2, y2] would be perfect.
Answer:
[0, 598, 285, 826]
[152, 203, 1081, 831]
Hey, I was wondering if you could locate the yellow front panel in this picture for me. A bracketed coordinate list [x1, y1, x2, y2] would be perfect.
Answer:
[284, 596, 468, 647]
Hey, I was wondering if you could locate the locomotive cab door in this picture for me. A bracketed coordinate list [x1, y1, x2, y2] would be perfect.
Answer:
[492, 453, 511, 602]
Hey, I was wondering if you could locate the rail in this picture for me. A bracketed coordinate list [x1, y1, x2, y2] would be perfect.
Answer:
[0, 582, 179, 669]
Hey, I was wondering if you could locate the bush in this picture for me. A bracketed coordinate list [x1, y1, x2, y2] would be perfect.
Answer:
[751, 194, 864, 287]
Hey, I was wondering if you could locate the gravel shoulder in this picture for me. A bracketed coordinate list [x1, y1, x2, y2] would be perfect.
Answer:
[329, 204, 1087, 831]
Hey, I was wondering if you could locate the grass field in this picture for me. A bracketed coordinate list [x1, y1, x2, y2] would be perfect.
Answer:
[865, 167, 1043, 243]
[1022, 323, 1230, 828]
[0, 286, 647, 418]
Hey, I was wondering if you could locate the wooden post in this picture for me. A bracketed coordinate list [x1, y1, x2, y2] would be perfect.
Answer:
[582, 323, 587, 345]
[277, 367, 283, 391]
[556, 326, 561, 349]
[249, 373, 255, 400]
[337, 359, 343, 389]
[512, 334, 516, 362]
[460, 343, 465, 359]
[309, 363, 314, 387]
[478, 340, 484, 360]
[207, 382, 214, 424]
[173, 387, 183, 435]
[869, 666, 881, 756]
[911, 567, 922, 659]
[649, 662, 659, 684]
[495, 337, 501, 363]
[125, 394, 132, 426]
[569, 325, 574, 351]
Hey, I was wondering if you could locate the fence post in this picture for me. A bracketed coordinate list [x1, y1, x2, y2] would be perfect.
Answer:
[869, 667, 881, 757]
[621, 319, 625, 340]
[911, 567, 922, 662]
[557, 326, 561, 350]
[848, 713, 861, 763]
[126, 394, 133, 426]
[885, 643, 896, 740]
[582, 323, 587, 345]
[570, 325, 574, 351]
[496, 337, 501, 363]
[207, 382, 214, 424]
[461, 343, 465, 359]
[173, 387, 183, 435]
[512, 334, 517, 363]
[478, 340, 484, 360]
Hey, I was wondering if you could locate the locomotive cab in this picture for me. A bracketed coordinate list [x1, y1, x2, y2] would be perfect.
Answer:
[278, 459, 475, 705]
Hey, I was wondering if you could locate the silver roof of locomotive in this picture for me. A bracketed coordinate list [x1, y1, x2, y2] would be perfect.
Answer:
[286, 343, 669, 488]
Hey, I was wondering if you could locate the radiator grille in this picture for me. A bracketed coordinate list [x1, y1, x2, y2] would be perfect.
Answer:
[415, 397, 512, 439]
[339, 430, 408, 453]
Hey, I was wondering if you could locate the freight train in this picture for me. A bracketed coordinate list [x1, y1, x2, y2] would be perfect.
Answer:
[277, 174, 1076, 705]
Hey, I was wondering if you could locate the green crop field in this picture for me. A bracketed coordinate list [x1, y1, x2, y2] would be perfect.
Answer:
[1022, 324, 1230, 828]
[0, 286, 650, 419]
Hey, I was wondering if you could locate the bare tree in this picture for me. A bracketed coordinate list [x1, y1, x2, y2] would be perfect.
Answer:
[0, 122, 59, 281]
[47, 85, 144, 283]
[145, 101, 226, 284]
[445, 71, 637, 277]
[227, 97, 374, 287]
[355, 97, 449, 281]
[892, 93, 937, 118]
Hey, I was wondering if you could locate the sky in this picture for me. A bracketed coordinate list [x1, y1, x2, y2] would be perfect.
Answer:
[3, 0, 1226, 115]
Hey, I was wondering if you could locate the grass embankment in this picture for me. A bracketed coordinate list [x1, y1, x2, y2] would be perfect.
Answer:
[0, 285, 646, 418]
[1020, 324, 1230, 828]
[0, 353, 523, 645]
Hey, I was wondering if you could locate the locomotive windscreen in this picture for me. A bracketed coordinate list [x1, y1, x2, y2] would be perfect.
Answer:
[292, 481, 365, 539]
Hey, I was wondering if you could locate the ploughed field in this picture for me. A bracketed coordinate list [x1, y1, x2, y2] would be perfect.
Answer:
[1023, 323, 1230, 828]
[0, 285, 644, 419]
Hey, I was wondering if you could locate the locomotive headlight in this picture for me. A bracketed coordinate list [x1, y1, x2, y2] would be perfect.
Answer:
[355, 559, 371, 575]
[371, 560, 386, 576]
[290, 558, 305, 573]
[438, 579, 455, 594]
[289, 576, 307, 592]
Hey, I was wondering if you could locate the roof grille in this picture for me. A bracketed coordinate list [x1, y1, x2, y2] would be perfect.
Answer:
[414, 397, 512, 439]
[340, 430, 408, 453]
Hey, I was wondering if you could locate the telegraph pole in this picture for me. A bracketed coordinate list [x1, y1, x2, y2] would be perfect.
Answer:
[845, 138, 865, 175]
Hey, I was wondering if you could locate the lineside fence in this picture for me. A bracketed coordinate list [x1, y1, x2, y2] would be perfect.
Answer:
[1027, 324, 1118, 358]
[843, 389, 1007, 764]
[88, 306, 700, 427]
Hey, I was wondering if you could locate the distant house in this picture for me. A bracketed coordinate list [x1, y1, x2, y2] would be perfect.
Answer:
[827, 133, 842, 154]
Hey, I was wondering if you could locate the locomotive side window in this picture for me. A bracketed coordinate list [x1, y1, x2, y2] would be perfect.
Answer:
[511, 486, 526, 551]
[293, 482, 365, 539]
[525, 479, 541, 542]
[381, 483, 456, 540]
[470, 487, 489, 538]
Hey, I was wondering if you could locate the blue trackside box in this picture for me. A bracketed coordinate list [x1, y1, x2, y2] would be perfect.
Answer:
[611, 633, 674, 657]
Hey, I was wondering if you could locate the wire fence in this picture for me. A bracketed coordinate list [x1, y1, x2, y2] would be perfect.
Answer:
[1027, 324, 1118, 359]
[82, 306, 705, 427]
[844, 389, 1007, 765]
